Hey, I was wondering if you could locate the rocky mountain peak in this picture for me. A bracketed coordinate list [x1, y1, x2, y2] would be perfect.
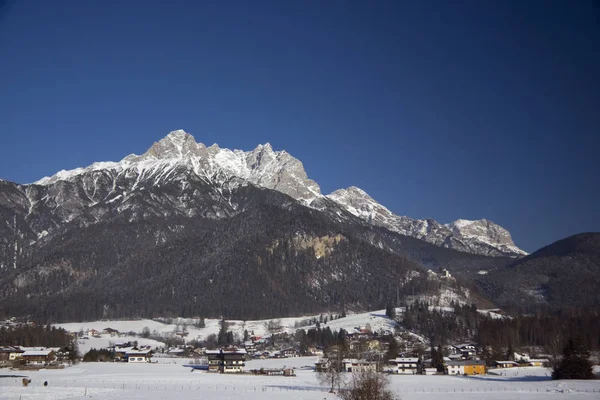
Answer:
[328, 186, 526, 257]
[445, 219, 521, 250]
[33, 130, 322, 202]
[141, 130, 206, 160]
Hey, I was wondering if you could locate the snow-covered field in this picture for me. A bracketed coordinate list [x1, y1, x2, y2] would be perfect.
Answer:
[1, 361, 599, 400]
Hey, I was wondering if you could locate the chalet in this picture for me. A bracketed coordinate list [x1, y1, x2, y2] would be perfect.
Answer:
[87, 329, 101, 338]
[21, 349, 56, 365]
[0, 347, 15, 363]
[388, 358, 419, 375]
[453, 344, 476, 359]
[280, 348, 299, 358]
[528, 359, 550, 367]
[494, 360, 519, 368]
[251, 368, 296, 376]
[167, 348, 186, 356]
[0, 346, 23, 363]
[126, 349, 152, 363]
[243, 341, 257, 354]
[307, 347, 324, 357]
[514, 352, 530, 362]
[102, 328, 119, 336]
[341, 359, 378, 373]
[9, 347, 25, 361]
[114, 346, 135, 361]
[314, 359, 329, 373]
[446, 360, 486, 375]
[253, 351, 271, 359]
[206, 348, 246, 373]
[0, 348, 10, 363]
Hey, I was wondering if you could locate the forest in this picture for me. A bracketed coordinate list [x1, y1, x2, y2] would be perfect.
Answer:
[402, 301, 600, 353]
[0, 324, 78, 361]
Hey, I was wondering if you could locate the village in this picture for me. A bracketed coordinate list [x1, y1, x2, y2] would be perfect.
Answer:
[1, 318, 551, 378]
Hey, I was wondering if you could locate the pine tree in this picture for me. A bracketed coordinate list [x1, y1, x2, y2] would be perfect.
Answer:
[385, 303, 396, 320]
[552, 337, 594, 380]
[217, 318, 231, 346]
[431, 345, 445, 372]
[505, 344, 514, 361]
[385, 336, 399, 361]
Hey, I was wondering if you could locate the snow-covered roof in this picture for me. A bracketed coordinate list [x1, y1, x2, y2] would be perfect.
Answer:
[447, 360, 486, 366]
[126, 349, 151, 355]
[342, 359, 376, 364]
[115, 346, 135, 353]
[0, 346, 22, 352]
[454, 344, 475, 349]
[391, 357, 419, 363]
[205, 348, 247, 355]
[22, 349, 53, 356]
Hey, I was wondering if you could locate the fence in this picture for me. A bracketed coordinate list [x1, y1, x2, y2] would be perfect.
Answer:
[1, 378, 599, 395]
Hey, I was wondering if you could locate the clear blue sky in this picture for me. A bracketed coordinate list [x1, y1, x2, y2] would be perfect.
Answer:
[0, 0, 598, 252]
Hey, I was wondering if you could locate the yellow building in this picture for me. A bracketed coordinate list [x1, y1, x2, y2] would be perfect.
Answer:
[447, 360, 486, 375]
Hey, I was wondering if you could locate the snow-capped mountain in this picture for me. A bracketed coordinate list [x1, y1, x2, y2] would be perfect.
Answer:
[32, 130, 525, 257]
[36, 130, 321, 203]
[327, 187, 526, 257]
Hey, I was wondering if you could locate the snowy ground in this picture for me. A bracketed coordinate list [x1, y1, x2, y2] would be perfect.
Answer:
[1, 360, 599, 400]
[56, 309, 410, 354]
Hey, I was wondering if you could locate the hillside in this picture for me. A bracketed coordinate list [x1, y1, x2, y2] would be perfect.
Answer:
[476, 233, 600, 310]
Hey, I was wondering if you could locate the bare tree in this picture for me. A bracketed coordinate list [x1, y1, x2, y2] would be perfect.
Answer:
[338, 370, 399, 400]
[318, 344, 347, 393]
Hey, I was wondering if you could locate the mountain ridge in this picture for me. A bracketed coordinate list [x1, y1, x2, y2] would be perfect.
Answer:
[29, 129, 525, 258]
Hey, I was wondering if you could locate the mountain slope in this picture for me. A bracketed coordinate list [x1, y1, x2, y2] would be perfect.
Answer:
[476, 232, 600, 310]
[0, 181, 489, 322]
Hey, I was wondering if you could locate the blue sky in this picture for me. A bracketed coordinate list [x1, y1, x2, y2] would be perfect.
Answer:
[0, 0, 598, 252]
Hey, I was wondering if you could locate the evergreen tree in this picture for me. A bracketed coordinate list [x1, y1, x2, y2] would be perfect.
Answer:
[385, 337, 399, 361]
[385, 303, 396, 320]
[552, 337, 594, 380]
[431, 345, 444, 372]
[505, 344, 514, 361]
[217, 318, 231, 346]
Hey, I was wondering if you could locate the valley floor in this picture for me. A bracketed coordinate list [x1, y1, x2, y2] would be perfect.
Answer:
[1, 357, 599, 400]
